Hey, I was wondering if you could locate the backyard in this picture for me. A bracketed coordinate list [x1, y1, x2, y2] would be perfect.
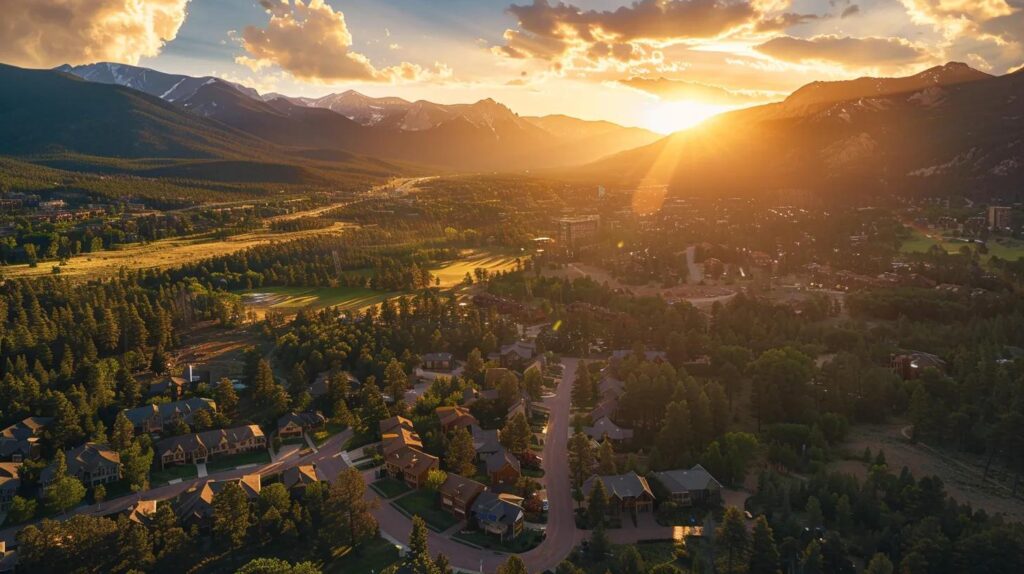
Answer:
[393, 489, 458, 531]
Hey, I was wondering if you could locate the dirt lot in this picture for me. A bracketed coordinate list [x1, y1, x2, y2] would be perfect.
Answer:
[173, 323, 265, 383]
[838, 422, 1024, 523]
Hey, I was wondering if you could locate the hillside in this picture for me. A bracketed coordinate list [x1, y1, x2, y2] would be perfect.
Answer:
[574, 63, 1024, 198]
[0, 65, 409, 195]
[59, 62, 661, 170]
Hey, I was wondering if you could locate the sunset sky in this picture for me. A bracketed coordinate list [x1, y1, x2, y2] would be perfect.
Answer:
[3, 0, 1022, 133]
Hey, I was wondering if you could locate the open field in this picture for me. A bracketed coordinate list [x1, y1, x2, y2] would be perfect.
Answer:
[839, 422, 1024, 522]
[900, 227, 1024, 261]
[4, 222, 350, 280]
[429, 249, 522, 287]
[240, 285, 399, 316]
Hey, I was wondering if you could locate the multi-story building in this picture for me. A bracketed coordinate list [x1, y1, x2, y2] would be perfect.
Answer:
[988, 206, 1012, 230]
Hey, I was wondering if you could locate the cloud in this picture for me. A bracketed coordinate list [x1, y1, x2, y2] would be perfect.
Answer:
[495, 0, 791, 64]
[756, 35, 928, 68]
[237, 0, 450, 83]
[840, 5, 860, 18]
[0, 0, 189, 68]
[619, 76, 774, 104]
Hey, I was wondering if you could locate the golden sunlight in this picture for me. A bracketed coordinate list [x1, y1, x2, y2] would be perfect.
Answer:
[646, 99, 734, 134]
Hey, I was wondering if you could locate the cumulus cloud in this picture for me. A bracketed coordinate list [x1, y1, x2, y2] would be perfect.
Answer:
[620, 76, 774, 104]
[0, 0, 189, 68]
[237, 0, 450, 83]
[756, 35, 928, 67]
[895, 0, 1022, 72]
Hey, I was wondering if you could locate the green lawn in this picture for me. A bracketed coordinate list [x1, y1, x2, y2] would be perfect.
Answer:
[314, 422, 348, 446]
[344, 427, 378, 451]
[206, 450, 271, 473]
[900, 228, 1024, 262]
[151, 464, 198, 485]
[453, 528, 543, 553]
[429, 250, 520, 288]
[324, 537, 401, 574]
[393, 489, 458, 532]
[240, 286, 399, 313]
[372, 478, 411, 499]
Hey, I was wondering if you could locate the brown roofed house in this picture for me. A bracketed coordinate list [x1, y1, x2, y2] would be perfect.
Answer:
[281, 464, 324, 493]
[382, 426, 423, 456]
[174, 474, 261, 529]
[438, 474, 487, 518]
[379, 415, 415, 436]
[485, 448, 521, 486]
[41, 442, 121, 488]
[155, 425, 266, 469]
[582, 471, 655, 518]
[277, 411, 326, 439]
[384, 445, 439, 489]
[0, 462, 21, 511]
[436, 405, 479, 433]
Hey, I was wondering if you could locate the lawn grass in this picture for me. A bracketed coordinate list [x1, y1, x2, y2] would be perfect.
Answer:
[429, 250, 520, 288]
[314, 421, 348, 446]
[240, 286, 398, 313]
[206, 450, 271, 473]
[453, 528, 544, 553]
[151, 464, 198, 485]
[324, 537, 401, 574]
[344, 428, 379, 452]
[393, 489, 458, 532]
[371, 478, 411, 499]
[900, 228, 1024, 262]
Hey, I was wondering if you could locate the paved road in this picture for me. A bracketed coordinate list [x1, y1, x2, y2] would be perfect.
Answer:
[0, 430, 353, 547]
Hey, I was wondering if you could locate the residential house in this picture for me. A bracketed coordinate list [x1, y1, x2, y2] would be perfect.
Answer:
[485, 448, 521, 486]
[281, 464, 324, 494]
[125, 499, 158, 525]
[609, 349, 667, 368]
[584, 417, 634, 443]
[891, 351, 946, 380]
[147, 376, 190, 400]
[277, 411, 326, 439]
[122, 397, 217, 434]
[174, 475, 261, 529]
[0, 541, 15, 574]
[155, 425, 266, 469]
[438, 474, 487, 518]
[582, 471, 655, 517]
[651, 464, 723, 507]
[379, 415, 415, 436]
[506, 396, 532, 422]
[41, 443, 121, 488]
[589, 396, 619, 422]
[436, 406, 479, 433]
[421, 352, 454, 372]
[382, 426, 423, 456]
[384, 445, 439, 489]
[310, 370, 359, 398]
[0, 462, 20, 510]
[471, 425, 502, 461]
[597, 376, 625, 400]
[471, 491, 525, 541]
[496, 341, 536, 369]
[0, 416, 52, 462]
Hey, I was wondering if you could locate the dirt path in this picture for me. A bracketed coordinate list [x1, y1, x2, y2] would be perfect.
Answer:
[843, 423, 1024, 523]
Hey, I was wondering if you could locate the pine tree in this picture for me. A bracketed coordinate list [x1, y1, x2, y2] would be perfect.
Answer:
[496, 556, 529, 574]
[213, 481, 251, 548]
[500, 412, 532, 454]
[569, 432, 594, 487]
[447, 427, 477, 476]
[748, 516, 781, 574]
[716, 506, 750, 574]
[598, 439, 617, 475]
[586, 479, 608, 528]
[656, 399, 692, 469]
[215, 378, 239, 415]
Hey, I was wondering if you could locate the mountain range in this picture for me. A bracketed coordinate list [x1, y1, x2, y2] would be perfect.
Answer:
[578, 62, 1024, 197]
[3, 60, 1022, 198]
[56, 62, 662, 171]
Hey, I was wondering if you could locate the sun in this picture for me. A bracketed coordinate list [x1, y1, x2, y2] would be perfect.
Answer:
[646, 99, 734, 134]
